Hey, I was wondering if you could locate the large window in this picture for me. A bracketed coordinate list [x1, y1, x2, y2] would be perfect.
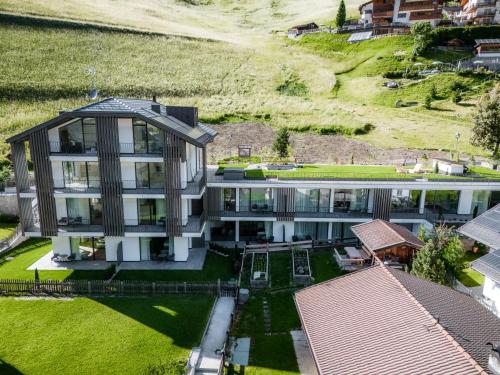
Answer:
[471, 191, 491, 216]
[58, 118, 96, 153]
[239, 221, 273, 242]
[294, 222, 329, 240]
[391, 190, 420, 212]
[295, 189, 330, 213]
[140, 237, 170, 261]
[135, 162, 164, 189]
[223, 188, 236, 211]
[70, 237, 105, 260]
[138, 199, 166, 225]
[425, 190, 460, 214]
[239, 188, 273, 212]
[331, 222, 356, 241]
[65, 198, 102, 225]
[210, 221, 236, 241]
[62, 161, 100, 188]
[334, 189, 369, 212]
[133, 119, 163, 154]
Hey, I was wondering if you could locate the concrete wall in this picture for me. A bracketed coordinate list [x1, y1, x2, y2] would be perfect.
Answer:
[483, 276, 500, 318]
[123, 198, 138, 225]
[174, 236, 189, 261]
[51, 161, 64, 187]
[52, 236, 71, 255]
[0, 193, 19, 215]
[121, 161, 136, 186]
[273, 221, 295, 242]
[55, 197, 67, 220]
[458, 190, 473, 215]
[118, 118, 133, 152]
[106, 236, 140, 261]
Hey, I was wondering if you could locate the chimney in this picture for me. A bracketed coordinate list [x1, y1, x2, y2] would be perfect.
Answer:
[166, 106, 198, 127]
[151, 104, 161, 114]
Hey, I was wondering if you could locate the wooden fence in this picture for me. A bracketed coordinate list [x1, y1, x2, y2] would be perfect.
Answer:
[0, 279, 238, 297]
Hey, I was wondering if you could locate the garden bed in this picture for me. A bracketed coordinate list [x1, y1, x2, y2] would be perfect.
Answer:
[250, 252, 268, 288]
[292, 248, 311, 285]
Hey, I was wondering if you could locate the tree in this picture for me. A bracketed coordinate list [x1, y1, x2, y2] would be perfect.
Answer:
[424, 94, 432, 109]
[451, 90, 462, 104]
[272, 127, 290, 158]
[429, 84, 437, 99]
[410, 22, 433, 56]
[336, 0, 346, 28]
[34, 268, 40, 282]
[410, 225, 465, 285]
[471, 85, 500, 157]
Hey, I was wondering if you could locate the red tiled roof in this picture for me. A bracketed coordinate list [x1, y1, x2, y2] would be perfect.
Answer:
[295, 265, 487, 375]
[351, 219, 424, 252]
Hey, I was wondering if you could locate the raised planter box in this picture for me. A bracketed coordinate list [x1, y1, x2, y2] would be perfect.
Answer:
[250, 252, 268, 288]
[292, 248, 312, 285]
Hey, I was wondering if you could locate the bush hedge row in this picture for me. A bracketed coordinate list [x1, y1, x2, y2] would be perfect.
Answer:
[430, 25, 500, 46]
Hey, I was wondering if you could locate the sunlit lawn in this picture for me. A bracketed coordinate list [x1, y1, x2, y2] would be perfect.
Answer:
[0, 223, 16, 239]
[0, 296, 213, 375]
[456, 251, 486, 287]
[0, 238, 108, 280]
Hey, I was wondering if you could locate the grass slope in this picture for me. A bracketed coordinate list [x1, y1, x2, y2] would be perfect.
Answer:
[0, 296, 213, 375]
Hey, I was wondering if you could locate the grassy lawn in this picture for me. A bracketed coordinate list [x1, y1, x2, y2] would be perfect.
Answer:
[269, 252, 292, 288]
[0, 223, 17, 240]
[456, 251, 486, 287]
[0, 238, 109, 280]
[310, 249, 345, 284]
[232, 291, 300, 375]
[115, 251, 236, 281]
[0, 295, 213, 375]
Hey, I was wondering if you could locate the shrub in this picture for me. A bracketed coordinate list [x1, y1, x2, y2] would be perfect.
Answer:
[424, 95, 432, 109]
[430, 25, 500, 46]
[0, 213, 19, 224]
[276, 67, 308, 97]
[429, 84, 437, 99]
[410, 22, 433, 55]
[452, 91, 462, 104]
[103, 264, 116, 280]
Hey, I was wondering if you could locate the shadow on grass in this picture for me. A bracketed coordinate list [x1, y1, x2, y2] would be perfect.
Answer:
[92, 296, 214, 349]
[0, 359, 23, 375]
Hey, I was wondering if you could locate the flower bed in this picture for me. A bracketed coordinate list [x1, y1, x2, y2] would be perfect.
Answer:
[292, 248, 312, 285]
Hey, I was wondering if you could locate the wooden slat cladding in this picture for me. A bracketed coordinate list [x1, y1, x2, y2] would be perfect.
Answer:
[96, 117, 124, 236]
[11, 142, 29, 193]
[29, 129, 58, 236]
[372, 188, 392, 221]
[19, 198, 34, 233]
[201, 146, 208, 221]
[164, 131, 183, 236]
[207, 187, 221, 220]
[276, 188, 295, 221]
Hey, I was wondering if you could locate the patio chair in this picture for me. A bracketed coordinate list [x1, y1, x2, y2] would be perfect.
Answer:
[292, 235, 299, 242]
[58, 217, 69, 226]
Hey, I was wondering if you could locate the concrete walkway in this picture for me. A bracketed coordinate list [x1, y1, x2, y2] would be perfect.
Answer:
[28, 248, 207, 271]
[195, 297, 235, 375]
[291, 330, 318, 375]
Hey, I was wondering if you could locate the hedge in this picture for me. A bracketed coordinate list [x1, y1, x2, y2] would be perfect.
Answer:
[431, 25, 500, 46]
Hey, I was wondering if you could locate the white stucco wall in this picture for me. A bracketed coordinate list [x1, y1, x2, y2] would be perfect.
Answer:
[52, 236, 71, 256]
[181, 161, 188, 188]
[123, 198, 138, 225]
[182, 198, 189, 225]
[122, 237, 140, 261]
[174, 236, 189, 261]
[273, 221, 295, 242]
[483, 276, 500, 318]
[458, 190, 473, 215]
[120, 161, 136, 188]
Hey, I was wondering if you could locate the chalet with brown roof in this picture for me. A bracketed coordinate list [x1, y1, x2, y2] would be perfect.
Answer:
[351, 219, 424, 265]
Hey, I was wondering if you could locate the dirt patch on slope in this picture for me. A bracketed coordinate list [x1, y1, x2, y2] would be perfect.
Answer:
[207, 123, 450, 164]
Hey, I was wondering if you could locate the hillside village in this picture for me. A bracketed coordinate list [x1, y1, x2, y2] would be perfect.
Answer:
[0, 1, 499, 375]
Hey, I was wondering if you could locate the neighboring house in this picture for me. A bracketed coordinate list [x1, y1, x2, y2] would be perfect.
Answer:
[351, 219, 424, 265]
[295, 263, 500, 374]
[7, 98, 216, 262]
[458, 204, 500, 318]
[475, 39, 500, 56]
[358, 0, 444, 33]
[7, 98, 500, 264]
[455, 0, 500, 25]
[287, 22, 319, 38]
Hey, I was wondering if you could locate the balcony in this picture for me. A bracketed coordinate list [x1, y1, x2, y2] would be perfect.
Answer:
[409, 10, 443, 20]
[57, 217, 103, 233]
[219, 210, 276, 218]
[183, 215, 205, 234]
[239, 199, 274, 215]
[50, 142, 97, 155]
[182, 172, 205, 196]
[399, 1, 438, 11]
[122, 180, 164, 195]
[124, 219, 166, 233]
[53, 179, 100, 194]
[119, 142, 163, 155]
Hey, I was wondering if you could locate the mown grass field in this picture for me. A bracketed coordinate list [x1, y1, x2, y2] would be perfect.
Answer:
[0, 296, 213, 375]
[0, 2, 497, 163]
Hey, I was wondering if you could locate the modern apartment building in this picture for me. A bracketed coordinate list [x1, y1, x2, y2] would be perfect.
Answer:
[359, 0, 444, 29]
[7, 98, 215, 262]
[7, 98, 500, 263]
[454, 0, 500, 25]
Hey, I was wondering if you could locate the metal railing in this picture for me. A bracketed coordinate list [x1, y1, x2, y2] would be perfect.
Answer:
[124, 219, 166, 232]
[53, 179, 100, 193]
[119, 142, 163, 155]
[239, 199, 274, 213]
[49, 142, 97, 154]
[122, 180, 164, 192]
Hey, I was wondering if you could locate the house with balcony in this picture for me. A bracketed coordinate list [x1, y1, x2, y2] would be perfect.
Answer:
[7, 98, 215, 263]
[455, 0, 500, 24]
[359, 0, 444, 34]
[205, 166, 500, 246]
